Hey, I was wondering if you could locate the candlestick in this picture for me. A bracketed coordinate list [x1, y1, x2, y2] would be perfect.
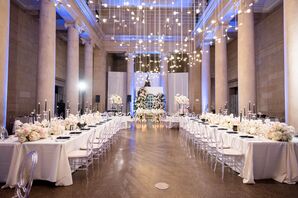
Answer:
[45, 99, 47, 112]
[249, 101, 251, 111]
[37, 102, 40, 114]
[31, 112, 35, 124]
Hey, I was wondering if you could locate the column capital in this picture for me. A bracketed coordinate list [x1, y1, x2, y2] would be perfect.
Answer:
[64, 21, 85, 34]
[200, 40, 212, 48]
[81, 37, 95, 47]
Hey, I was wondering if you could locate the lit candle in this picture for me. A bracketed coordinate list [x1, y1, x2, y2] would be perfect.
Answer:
[45, 99, 47, 112]
[37, 102, 40, 114]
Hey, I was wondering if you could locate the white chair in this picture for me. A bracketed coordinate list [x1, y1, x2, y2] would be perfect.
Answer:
[68, 132, 94, 172]
[213, 133, 243, 180]
[14, 151, 38, 198]
[81, 129, 104, 159]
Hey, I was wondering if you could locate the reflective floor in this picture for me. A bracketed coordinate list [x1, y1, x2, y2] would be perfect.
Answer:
[1, 123, 298, 198]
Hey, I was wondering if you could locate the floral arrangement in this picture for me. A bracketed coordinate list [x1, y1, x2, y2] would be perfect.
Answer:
[239, 119, 268, 136]
[80, 113, 101, 125]
[266, 122, 295, 142]
[13, 112, 105, 143]
[175, 94, 189, 105]
[63, 114, 79, 130]
[199, 113, 296, 142]
[152, 93, 165, 110]
[135, 87, 147, 110]
[110, 94, 123, 105]
[135, 108, 165, 122]
[16, 123, 49, 143]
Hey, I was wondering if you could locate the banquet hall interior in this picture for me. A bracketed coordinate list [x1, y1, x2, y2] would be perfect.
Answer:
[1, 0, 298, 197]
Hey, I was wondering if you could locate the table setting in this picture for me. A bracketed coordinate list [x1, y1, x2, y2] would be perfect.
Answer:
[0, 113, 131, 188]
[180, 113, 298, 184]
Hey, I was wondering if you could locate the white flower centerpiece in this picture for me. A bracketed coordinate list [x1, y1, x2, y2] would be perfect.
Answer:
[16, 123, 49, 143]
[110, 94, 123, 112]
[63, 114, 79, 130]
[266, 122, 295, 142]
[175, 94, 189, 115]
[200, 113, 296, 142]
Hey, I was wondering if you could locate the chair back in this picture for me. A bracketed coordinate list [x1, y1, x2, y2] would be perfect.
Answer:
[16, 151, 38, 198]
[86, 132, 95, 154]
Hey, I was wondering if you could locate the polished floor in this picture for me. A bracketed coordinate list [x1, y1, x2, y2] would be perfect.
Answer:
[1, 123, 298, 198]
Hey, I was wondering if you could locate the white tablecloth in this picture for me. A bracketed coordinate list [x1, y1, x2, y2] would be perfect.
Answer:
[0, 117, 128, 188]
[182, 118, 298, 184]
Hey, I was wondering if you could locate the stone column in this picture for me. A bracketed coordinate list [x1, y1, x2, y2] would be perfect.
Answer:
[201, 42, 211, 112]
[238, 4, 256, 114]
[284, 0, 298, 129]
[37, 0, 56, 115]
[0, 0, 10, 126]
[83, 39, 93, 106]
[66, 23, 80, 114]
[127, 54, 135, 114]
[160, 54, 168, 110]
[215, 27, 228, 112]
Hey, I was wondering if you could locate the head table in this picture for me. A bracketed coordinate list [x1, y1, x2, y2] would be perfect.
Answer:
[0, 116, 132, 188]
[179, 117, 298, 184]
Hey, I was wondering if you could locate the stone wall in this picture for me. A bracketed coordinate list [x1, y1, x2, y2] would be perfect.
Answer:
[208, 5, 284, 119]
[227, 39, 238, 84]
[56, 35, 67, 81]
[93, 48, 107, 112]
[7, 3, 68, 127]
[255, 5, 284, 120]
[7, 2, 39, 126]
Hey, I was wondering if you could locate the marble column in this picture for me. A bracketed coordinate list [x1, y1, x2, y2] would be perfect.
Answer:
[238, 5, 256, 114]
[215, 27, 228, 112]
[160, 54, 168, 110]
[37, 0, 56, 115]
[201, 42, 211, 112]
[0, 0, 10, 126]
[83, 39, 94, 107]
[66, 24, 80, 114]
[284, 0, 298, 129]
[127, 54, 135, 114]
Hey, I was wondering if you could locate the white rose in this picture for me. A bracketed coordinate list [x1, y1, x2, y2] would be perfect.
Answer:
[28, 131, 40, 141]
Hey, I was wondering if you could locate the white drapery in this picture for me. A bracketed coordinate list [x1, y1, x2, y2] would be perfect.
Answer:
[107, 72, 127, 112]
[168, 73, 189, 114]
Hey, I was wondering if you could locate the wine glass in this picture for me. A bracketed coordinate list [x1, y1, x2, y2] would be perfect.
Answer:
[0, 126, 8, 141]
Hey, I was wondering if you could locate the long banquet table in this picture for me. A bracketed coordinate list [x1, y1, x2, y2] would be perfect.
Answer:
[0, 116, 132, 188]
[179, 117, 298, 184]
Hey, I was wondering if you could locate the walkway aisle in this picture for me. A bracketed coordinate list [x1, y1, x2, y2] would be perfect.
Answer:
[1, 123, 298, 198]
